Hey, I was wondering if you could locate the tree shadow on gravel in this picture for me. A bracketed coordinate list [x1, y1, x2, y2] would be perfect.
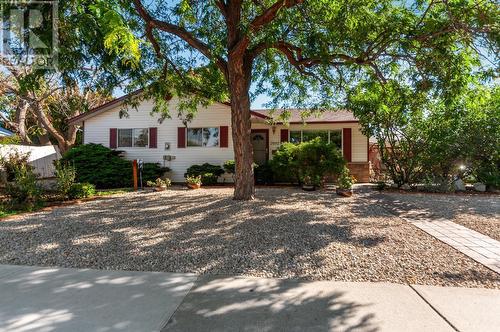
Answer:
[0, 187, 498, 287]
[0, 188, 385, 277]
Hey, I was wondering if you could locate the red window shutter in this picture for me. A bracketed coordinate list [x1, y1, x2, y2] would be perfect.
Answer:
[280, 129, 289, 143]
[109, 128, 117, 149]
[343, 128, 352, 162]
[220, 126, 229, 148]
[177, 127, 186, 148]
[149, 127, 157, 148]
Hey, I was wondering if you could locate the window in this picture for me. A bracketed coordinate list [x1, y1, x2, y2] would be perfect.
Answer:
[290, 131, 301, 144]
[289, 129, 342, 149]
[330, 130, 342, 149]
[118, 128, 149, 147]
[302, 130, 329, 143]
[187, 127, 219, 147]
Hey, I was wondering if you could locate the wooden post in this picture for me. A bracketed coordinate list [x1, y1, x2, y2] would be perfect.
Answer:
[133, 159, 138, 191]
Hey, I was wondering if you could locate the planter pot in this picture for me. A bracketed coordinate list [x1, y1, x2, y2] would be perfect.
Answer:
[154, 186, 167, 192]
[302, 184, 316, 191]
[187, 183, 201, 190]
[336, 188, 353, 197]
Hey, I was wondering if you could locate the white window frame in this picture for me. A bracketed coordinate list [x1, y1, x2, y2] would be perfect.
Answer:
[186, 127, 220, 148]
[117, 128, 149, 148]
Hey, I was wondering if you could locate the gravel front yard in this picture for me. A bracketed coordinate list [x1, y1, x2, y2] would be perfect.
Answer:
[378, 191, 500, 242]
[0, 187, 498, 288]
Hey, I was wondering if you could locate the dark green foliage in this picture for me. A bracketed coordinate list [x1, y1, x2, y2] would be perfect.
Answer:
[4, 164, 42, 204]
[351, 83, 500, 190]
[54, 161, 76, 197]
[68, 183, 96, 199]
[270, 139, 346, 185]
[141, 163, 170, 184]
[0, 151, 30, 182]
[223, 160, 235, 174]
[62, 144, 132, 188]
[62, 144, 170, 188]
[296, 138, 346, 182]
[269, 143, 300, 184]
[254, 163, 274, 185]
[185, 163, 224, 185]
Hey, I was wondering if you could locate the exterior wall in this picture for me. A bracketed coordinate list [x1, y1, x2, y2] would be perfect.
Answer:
[84, 98, 234, 182]
[251, 121, 368, 163]
[83, 99, 370, 183]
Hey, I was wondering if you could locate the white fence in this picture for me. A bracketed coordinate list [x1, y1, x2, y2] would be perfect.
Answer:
[0, 145, 61, 179]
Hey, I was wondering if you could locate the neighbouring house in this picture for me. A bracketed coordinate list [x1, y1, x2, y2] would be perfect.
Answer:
[68, 92, 370, 183]
[0, 145, 61, 179]
[0, 126, 13, 137]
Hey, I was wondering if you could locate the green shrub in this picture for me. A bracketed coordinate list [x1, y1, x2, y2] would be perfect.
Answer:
[185, 163, 224, 185]
[223, 160, 235, 174]
[337, 167, 356, 189]
[271, 138, 346, 185]
[0, 151, 31, 182]
[62, 144, 169, 188]
[68, 182, 96, 199]
[269, 143, 300, 183]
[186, 175, 202, 185]
[142, 163, 170, 184]
[474, 161, 500, 189]
[254, 163, 274, 185]
[5, 164, 42, 204]
[54, 161, 76, 197]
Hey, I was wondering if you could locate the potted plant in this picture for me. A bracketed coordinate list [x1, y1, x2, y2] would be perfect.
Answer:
[301, 174, 320, 191]
[186, 175, 202, 189]
[336, 168, 356, 197]
[147, 178, 171, 191]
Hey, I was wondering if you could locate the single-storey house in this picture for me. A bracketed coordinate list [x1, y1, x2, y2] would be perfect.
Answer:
[68, 92, 370, 183]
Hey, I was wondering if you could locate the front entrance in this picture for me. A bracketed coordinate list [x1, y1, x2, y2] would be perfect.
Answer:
[251, 129, 269, 166]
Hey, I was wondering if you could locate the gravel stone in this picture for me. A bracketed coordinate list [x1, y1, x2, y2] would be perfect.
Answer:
[0, 187, 498, 289]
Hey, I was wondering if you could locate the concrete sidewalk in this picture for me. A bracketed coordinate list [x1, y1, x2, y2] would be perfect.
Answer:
[0, 265, 499, 332]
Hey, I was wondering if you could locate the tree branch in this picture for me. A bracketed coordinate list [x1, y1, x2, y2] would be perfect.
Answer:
[132, 0, 228, 78]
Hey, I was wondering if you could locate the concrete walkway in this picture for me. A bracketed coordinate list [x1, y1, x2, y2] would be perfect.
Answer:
[1, 265, 499, 332]
[368, 192, 500, 274]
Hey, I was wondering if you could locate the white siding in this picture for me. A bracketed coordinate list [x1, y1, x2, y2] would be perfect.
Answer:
[251, 121, 368, 162]
[83, 98, 369, 183]
[84, 98, 234, 182]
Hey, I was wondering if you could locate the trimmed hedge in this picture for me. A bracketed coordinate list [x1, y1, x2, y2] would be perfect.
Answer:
[62, 144, 169, 188]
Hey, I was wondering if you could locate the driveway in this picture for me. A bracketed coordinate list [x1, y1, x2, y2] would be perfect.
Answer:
[0, 187, 498, 288]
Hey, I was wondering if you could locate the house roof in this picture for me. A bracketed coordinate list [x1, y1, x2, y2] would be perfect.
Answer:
[251, 109, 358, 124]
[67, 89, 359, 125]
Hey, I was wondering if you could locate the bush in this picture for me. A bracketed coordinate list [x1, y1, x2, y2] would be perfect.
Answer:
[0, 151, 31, 182]
[223, 160, 235, 174]
[337, 167, 356, 189]
[68, 182, 96, 199]
[54, 161, 76, 197]
[186, 175, 202, 185]
[147, 178, 172, 188]
[5, 164, 42, 204]
[269, 143, 300, 183]
[185, 163, 224, 185]
[254, 163, 274, 185]
[270, 138, 346, 185]
[142, 163, 170, 184]
[62, 144, 170, 188]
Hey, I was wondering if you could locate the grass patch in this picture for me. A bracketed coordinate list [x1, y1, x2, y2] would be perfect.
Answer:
[0, 202, 45, 218]
[96, 188, 133, 196]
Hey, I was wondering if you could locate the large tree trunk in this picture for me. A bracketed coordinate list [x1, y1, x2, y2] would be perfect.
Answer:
[228, 57, 255, 200]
